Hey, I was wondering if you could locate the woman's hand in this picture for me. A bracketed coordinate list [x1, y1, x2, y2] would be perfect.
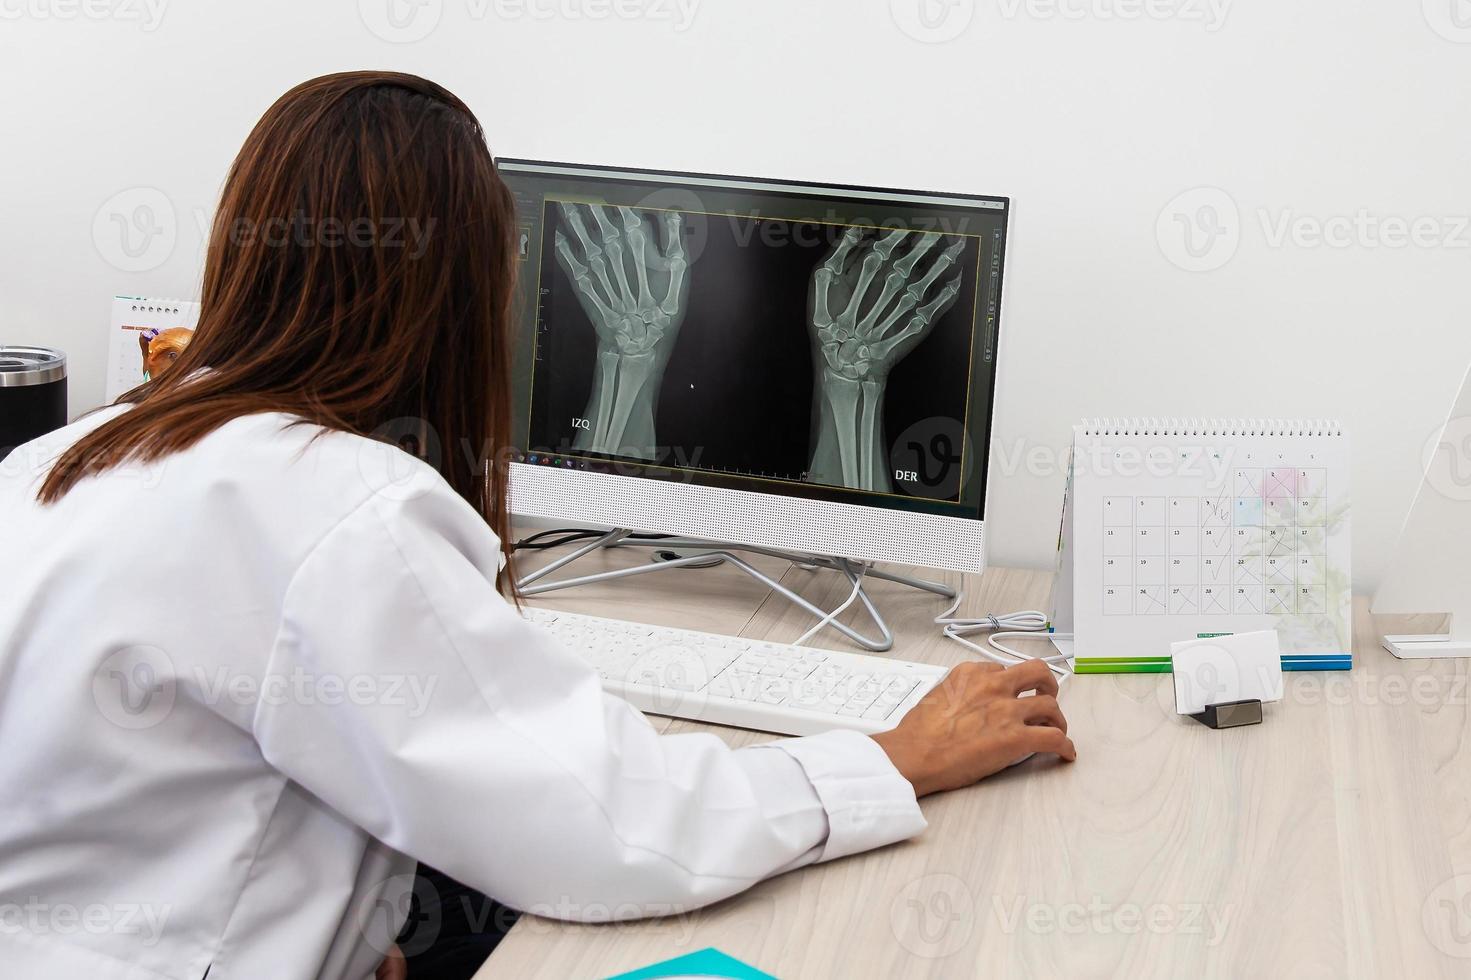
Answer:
[871, 660, 1076, 798]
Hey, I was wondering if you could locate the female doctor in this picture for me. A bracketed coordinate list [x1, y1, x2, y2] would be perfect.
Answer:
[0, 72, 1075, 980]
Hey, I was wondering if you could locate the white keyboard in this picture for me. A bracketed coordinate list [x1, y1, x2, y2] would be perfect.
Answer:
[524, 608, 948, 737]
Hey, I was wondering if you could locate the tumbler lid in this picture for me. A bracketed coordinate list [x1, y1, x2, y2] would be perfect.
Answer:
[0, 347, 67, 387]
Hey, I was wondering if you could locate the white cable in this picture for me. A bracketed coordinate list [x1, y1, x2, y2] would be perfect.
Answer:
[934, 593, 1074, 677]
[792, 562, 869, 647]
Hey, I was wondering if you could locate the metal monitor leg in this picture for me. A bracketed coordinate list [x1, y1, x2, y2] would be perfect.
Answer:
[513, 529, 956, 652]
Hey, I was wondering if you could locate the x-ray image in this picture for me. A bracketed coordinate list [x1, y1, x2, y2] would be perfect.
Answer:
[552, 203, 690, 460]
[806, 229, 964, 493]
[530, 207, 979, 503]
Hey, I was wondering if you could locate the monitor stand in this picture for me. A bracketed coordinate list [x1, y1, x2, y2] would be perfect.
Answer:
[1382, 616, 1471, 659]
[514, 528, 956, 652]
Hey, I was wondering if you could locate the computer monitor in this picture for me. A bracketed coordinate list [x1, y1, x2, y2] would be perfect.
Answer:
[499, 159, 1010, 573]
[1372, 361, 1471, 657]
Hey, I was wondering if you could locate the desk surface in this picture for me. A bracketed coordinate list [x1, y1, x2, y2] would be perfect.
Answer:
[480, 540, 1471, 979]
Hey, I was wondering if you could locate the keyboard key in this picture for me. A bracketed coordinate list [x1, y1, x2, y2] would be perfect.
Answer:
[786, 682, 828, 710]
[755, 678, 789, 705]
[862, 702, 899, 721]
[722, 670, 763, 701]
[809, 664, 845, 686]
[821, 688, 852, 713]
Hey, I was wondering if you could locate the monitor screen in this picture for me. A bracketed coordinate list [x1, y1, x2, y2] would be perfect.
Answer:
[501, 160, 1008, 526]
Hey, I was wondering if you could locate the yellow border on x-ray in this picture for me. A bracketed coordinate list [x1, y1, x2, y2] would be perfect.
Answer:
[524, 195, 994, 506]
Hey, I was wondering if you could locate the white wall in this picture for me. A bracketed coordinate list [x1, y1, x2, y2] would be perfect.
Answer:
[3, 0, 1468, 591]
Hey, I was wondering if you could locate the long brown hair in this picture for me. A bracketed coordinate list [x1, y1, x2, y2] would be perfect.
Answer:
[41, 71, 519, 590]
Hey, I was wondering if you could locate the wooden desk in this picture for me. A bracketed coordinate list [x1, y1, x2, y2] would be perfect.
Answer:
[480, 541, 1471, 979]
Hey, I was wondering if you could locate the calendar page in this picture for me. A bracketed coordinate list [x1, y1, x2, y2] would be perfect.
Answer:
[1054, 419, 1351, 673]
[104, 296, 200, 402]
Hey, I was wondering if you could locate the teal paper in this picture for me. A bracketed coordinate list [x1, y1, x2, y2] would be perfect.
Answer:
[605, 946, 777, 980]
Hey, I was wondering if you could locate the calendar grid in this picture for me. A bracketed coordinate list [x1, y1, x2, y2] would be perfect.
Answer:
[1101, 467, 1328, 618]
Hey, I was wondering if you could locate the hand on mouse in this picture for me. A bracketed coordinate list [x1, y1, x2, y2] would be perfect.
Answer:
[870, 659, 1075, 798]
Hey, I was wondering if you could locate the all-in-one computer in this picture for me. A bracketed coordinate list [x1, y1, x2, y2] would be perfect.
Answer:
[498, 160, 1015, 731]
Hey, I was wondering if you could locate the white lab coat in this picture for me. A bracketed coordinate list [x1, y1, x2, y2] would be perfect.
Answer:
[0, 408, 926, 980]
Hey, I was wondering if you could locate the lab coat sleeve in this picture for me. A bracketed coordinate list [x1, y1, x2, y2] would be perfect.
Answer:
[250, 485, 927, 920]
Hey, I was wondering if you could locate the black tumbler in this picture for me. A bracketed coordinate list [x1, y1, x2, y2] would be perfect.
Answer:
[0, 347, 68, 463]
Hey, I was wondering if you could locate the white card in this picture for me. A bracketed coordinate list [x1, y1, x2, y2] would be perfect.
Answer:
[1171, 630, 1284, 715]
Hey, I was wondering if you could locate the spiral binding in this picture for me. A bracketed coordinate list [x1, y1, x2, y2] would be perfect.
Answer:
[1080, 417, 1343, 438]
[121, 295, 197, 318]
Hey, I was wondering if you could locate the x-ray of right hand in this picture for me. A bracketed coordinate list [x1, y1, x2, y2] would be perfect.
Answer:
[806, 228, 965, 492]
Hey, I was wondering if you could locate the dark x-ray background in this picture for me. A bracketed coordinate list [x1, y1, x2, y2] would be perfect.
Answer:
[527, 208, 980, 501]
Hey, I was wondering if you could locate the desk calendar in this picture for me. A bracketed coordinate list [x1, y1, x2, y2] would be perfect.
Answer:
[104, 296, 200, 402]
[1052, 419, 1351, 673]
